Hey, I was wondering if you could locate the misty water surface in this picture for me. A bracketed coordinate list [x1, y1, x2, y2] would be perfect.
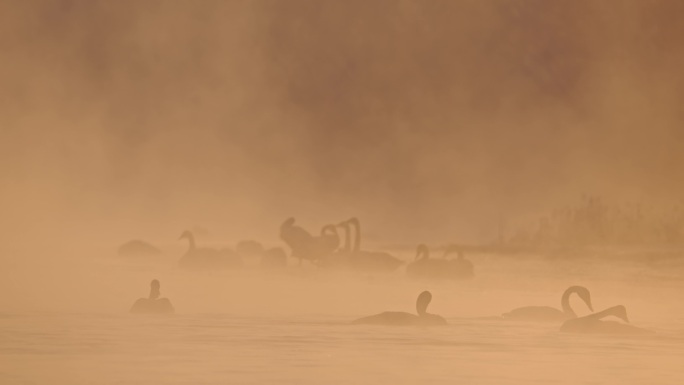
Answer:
[2, 1, 684, 384]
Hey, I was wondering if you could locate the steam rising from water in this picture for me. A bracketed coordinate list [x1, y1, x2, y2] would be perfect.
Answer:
[2, 1, 684, 248]
[1, 5, 684, 383]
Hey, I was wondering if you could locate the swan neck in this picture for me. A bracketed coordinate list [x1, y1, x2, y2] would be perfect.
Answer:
[342, 224, 351, 252]
[186, 233, 196, 251]
[149, 286, 160, 300]
[561, 288, 576, 317]
[582, 306, 625, 322]
[351, 219, 361, 252]
[416, 291, 431, 315]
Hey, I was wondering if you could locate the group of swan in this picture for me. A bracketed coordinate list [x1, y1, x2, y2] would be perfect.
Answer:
[280, 217, 403, 272]
[118, 228, 287, 270]
[178, 230, 287, 270]
[118, 218, 472, 279]
[503, 285, 651, 334]
[178, 230, 243, 269]
[129, 281, 650, 335]
[406, 244, 474, 280]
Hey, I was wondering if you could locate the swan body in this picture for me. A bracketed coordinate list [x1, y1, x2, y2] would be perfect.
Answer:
[130, 279, 174, 314]
[560, 305, 652, 335]
[317, 225, 341, 256]
[118, 240, 161, 257]
[345, 217, 403, 273]
[353, 291, 447, 326]
[280, 218, 341, 265]
[279, 218, 315, 264]
[503, 285, 593, 322]
[178, 230, 243, 270]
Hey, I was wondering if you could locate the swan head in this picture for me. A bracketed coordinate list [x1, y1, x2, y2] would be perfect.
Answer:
[416, 291, 433, 316]
[415, 244, 429, 260]
[178, 230, 193, 240]
[282, 217, 296, 228]
[568, 286, 594, 312]
[608, 305, 630, 323]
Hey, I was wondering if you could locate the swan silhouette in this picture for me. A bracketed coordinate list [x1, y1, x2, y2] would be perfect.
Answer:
[279, 218, 315, 265]
[178, 230, 243, 270]
[406, 244, 462, 279]
[280, 218, 340, 265]
[305, 224, 341, 266]
[352, 291, 447, 326]
[560, 305, 652, 334]
[118, 239, 161, 257]
[130, 279, 174, 314]
[345, 217, 403, 272]
[502, 286, 593, 322]
[318, 220, 354, 268]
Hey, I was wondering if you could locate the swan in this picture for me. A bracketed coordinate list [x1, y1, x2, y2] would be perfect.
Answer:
[130, 279, 174, 314]
[306, 224, 341, 266]
[345, 217, 403, 273]
[442, 245, 474, 279]
[406, 244, 449, 279]
[280, 218, 340, 265]
[352, 291, 447, 326]
[318, 220, 354, 268]
[117, 239, 161, 257]
[502, 286, 593, 322]
[178, 230, 243, 269]
[560, 305, 652, 335]
[279, 217, 315, 265]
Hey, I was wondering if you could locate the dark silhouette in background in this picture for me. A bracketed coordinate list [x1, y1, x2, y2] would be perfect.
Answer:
[130, 279, 174, 314]
[406, 244, 474, 280]
[345, 217, 403, 273]
[178, 230, 243, 270]
[353, 290, 447, 326]
[503, 285, 593, 322]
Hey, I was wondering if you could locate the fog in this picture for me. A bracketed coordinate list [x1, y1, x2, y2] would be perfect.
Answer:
[1, 1, 684, 384]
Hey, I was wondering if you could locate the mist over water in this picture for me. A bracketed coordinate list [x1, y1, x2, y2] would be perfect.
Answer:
[2, 1, 684, 384]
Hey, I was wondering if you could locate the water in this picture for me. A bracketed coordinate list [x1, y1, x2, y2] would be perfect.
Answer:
[2, 312, 683, 384]
[2, 250, 684, 384]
